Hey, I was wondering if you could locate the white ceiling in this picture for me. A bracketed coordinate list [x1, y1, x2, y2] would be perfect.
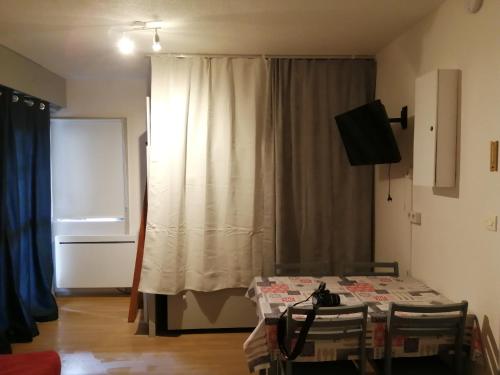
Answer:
[0, 0, 444, 80]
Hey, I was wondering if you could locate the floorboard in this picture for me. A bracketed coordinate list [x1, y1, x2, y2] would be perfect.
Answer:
[12, 296, 250, 374]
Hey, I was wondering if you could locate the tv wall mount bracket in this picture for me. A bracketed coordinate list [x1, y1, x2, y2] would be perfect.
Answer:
[389, 106, 408, 129]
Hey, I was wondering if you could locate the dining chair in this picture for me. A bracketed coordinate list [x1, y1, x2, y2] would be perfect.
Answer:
[281, 304, 368, 375]
[384, 301, 468, 375]
[342, 261, 399, 277]
[274, 261, 330, 277]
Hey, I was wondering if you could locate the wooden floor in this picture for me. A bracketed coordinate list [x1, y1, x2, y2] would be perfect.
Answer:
[12, 296, 251, 374]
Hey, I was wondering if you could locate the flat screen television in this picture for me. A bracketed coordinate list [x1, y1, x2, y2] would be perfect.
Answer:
[334, 100, 402, 166]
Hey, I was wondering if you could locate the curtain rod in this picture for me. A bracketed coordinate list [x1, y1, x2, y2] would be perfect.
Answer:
[146, 52, 374, 59]
[0, 91, 47, 110]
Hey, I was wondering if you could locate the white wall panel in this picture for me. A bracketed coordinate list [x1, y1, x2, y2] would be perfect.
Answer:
[55, 235, 136, 288]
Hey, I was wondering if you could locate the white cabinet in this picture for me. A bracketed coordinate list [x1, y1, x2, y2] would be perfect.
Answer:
[413, 69, 460, 187]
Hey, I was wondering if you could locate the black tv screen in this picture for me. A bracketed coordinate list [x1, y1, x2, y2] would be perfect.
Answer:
[335, 100, 401, 166]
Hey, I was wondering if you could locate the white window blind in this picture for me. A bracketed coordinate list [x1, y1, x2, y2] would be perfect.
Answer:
[51, 118, 128, 221]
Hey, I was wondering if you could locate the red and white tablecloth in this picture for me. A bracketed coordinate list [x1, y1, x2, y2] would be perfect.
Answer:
[243, 275, 484, 373]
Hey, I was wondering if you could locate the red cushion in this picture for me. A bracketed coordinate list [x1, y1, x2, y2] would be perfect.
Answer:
[0, 351, 61, 375]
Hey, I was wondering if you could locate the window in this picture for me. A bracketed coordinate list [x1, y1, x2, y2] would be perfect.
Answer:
[51, 118, 128, 234]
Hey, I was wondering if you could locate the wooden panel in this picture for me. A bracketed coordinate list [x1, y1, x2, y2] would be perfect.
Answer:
[490, 141, 498, 172]
[128, 186, 147, 323]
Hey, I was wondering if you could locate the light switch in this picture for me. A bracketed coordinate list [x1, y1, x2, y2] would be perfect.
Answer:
[485, 216, 497, 231]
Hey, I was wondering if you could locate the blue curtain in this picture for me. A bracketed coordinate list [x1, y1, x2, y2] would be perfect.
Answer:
[0, 86, 58, 348]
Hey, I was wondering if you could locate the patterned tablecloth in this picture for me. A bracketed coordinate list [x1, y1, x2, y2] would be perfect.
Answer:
[243, 276, 483, 374]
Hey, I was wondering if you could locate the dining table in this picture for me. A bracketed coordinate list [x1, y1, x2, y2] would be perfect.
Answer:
[243, 275, 484, 374]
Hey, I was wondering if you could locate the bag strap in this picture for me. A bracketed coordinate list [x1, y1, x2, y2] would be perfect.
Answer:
[277, 305, 318, 361]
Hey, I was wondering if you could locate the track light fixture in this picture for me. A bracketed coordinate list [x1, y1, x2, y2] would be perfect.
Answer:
[116, 21, 165, 55]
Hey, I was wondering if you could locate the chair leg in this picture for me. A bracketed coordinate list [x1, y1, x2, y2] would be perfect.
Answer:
[272, 360, 280, 375]
[360, 351, 366, 375]
[277, 360, 283, 375]
[278, 360, 286, 375]
[385, 331, 392, 375]
[360, 335, 366, 375]
[454, 340, 463, 375]
[285, 361, 293, 375]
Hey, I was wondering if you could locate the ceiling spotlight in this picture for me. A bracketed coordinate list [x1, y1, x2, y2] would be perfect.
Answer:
[117, 34, 135, 55]
[152, 29, 162, 52]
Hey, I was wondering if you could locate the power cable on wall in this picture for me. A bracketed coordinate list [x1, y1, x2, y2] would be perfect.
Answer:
[387, 164, 393, 202]
[408, 167, 414, 277]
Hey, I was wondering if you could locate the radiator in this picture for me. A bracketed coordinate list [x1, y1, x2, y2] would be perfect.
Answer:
[54, 235, 136, 288]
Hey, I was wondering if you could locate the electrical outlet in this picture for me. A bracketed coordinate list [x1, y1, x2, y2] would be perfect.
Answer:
[485, 216, 497, 232]
[408, 211, 422, 225]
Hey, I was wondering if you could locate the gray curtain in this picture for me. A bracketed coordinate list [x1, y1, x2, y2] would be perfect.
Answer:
[272, 59, 376, 274]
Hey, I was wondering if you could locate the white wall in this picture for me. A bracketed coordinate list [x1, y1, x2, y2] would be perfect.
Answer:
[375, 0, 500, 366]
[0, 45, 66, 107]
[55, 79, 148, 236]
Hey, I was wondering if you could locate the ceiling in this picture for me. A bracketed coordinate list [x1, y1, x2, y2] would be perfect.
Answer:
[0, 0, 444, 80]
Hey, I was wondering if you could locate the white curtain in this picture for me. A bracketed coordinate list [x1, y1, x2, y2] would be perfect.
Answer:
[139, 56, 275, 294]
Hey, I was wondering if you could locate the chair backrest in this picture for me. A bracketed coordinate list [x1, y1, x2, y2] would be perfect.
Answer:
[481, 316, 500, 375]
[275, 261, 330, 277]
[387, 301, 468, 340]
[342, 261, 399, 277]
[384, 301, 468, 375]
[284, 304, 369, 375]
